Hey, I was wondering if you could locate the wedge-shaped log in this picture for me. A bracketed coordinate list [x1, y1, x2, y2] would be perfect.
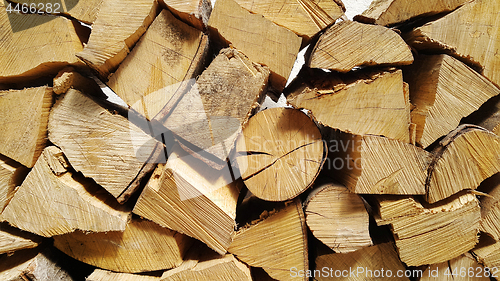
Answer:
[405, 0, 500, 88]
[0, 155, 28, 212]
[133, 144, 241, 255]
[307, 20, 413, 72]
[235, 107, 325, 201]
[228, 199, 308, 281]
[287, 68, 411, 142]
[208, 0, 302, 92]
[88, 269, 160, 281]
[53, 67, 102, 95]
[354, 0, 468, 26]
[54, 217, 191, 273]
[159, 0, 212, 31]
[405, 54, 499, 147]
[477, 174, 500, 240]
[77, 0, 160, 79]
[9, 0, 103, 24]
[1, 146, 130, 237]
[421, 253, 490, 281]
[0, 223, 41, 255]
[426, 125, 500, 203]
[107, 9, 209, 121]
[375, 192, 480, 266]
[304, 181, 372, 253]
[48, 89, 161, 202]
[473, 236, 500, 269]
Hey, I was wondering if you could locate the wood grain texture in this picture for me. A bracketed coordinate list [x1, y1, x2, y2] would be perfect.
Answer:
[88, 269, 160, 281]
[0, 155, 28, 213]
[8, 0, 103, 24]
[0, 223, 41, 255]
[473, 236, 500, 269]
[479, 174, 500, 241]
[421, 253, 490, 281]
[159, 0, 212, 30]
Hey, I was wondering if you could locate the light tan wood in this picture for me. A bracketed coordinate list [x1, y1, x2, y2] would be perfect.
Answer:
[208, 0, 302, 92]
[287, 68, 411, 142]
[421, 253, 490, 281]
[304, 181, 372, 253]
[108, 9, 209, 121]
[48, 89, 161, 202]
[53, 67, 102, 95]
[473, 236, 500, 269]
[1, 146, 131, 237]
[133, 144, 241, 255]
[426, 125, 500, 203]
[0, 155, 27, 212]
[315, 242, 409, 281]
[8, 0, 103, 24]
[234, 107, 325, 201]
[307, 20, 413, 72]
[228, 199, 308, 281]
[0, 86, 52, 168]
[77, 0, 160, 79]
[87, 269, 160, 281]
[478, 173, 500, 240]
[159, 0, 212, 31]
[355, 0, 468, 26]
[405, 54, 499, 148]
[375, 192, 481, 266]
[0, 223, 41, 255]
[405, 0, 500, 88]
[54, 217, 191, 273]
[325, 130, 431, 195]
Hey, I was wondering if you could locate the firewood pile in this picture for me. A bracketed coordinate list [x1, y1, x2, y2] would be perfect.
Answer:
[1, 0, 500, 280]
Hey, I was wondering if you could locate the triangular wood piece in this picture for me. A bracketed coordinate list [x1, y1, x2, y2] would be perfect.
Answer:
[48, 89, 161, 202]
[9, 0, 103, 24]
[133, 144, 241, 255]
[426, 125, 500, 203]
[405, 54, 499, 148]
[421, 253, 490, 281]
[159, 0, 212, 31]
[53, 67, 103, 96]
[0, 86, 52, 167]
[54, 217, 192, 273]
[107, 9, 209, 121]
[76, 0, 160, 79]
[1, 146, 131, 237]
[228, 199, 308, 281]
[208, 0, 302, 92]
[88, 269, 160, 281]
[405, 0, 500, 88]
[472, 235, 500, 269]
[477, 173, 500, 240]
[0, 155, 27, 212]
[375, 192, 480, 266]
[287, 68, 411, 142]
[0, 223, 41, 255]
[235, 107, 325, 201]
[354, 0, 468, 26]
[304, 181, 372, 253]
[307, 20, 413, 72]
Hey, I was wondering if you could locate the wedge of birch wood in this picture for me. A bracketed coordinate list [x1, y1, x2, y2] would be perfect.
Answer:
[228, 199, 308, 281]
[304, 181, 372, 253]
[426, 125, 500, 203]
[0, 4, 83, 83]
[478, 173, 500, 240]
[161, 48, 269, 169]
[375, 192, 480, 266]
[107, 9, 209, 121]
[315, 242, 409, 281]
[208, 0, 302, 92]
[0, 223, 41, 255]
[405, 0, 500, 88]
[354, 0, 468, 26]
[234, 107, 325, 201]
[306, 20, 413, 72]
[87, 269, 160, 281]
[159, 0, 212, 31]
[48, 89, 161, 202]
[77, 0, 160, 79]
[1, 146, 131, 237]
[0, 155, 27, 212]
[234, 0, 344, 42]
[405, 54, 499, 148]
[9, 0, 103, 24]
[421, 253, 490, 281]
[287, 68, 411, 142]
[325, 129, 431, 194]
[133, 144, 241, 255]
[54, 217, 191, 273]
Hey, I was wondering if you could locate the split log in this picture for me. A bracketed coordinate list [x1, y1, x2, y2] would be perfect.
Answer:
[420, 253, 490, 281]
[426, 125, 500, 203]
[234, 107, 325, 201]
[1, 146, 131, 237]
[107, 9, 209, 121]
[0, 86, 52, 168]
[0, 155, 28, 212]
[478, 173, 500, 240]
[325, 129, 431, 195]
[9, 0, 103, 24]
[48, 89, 162, 202]
[0, 223, 41, 255]
[133, 144, 242, 255]
[0, 4, 83, 83]
[473, 235, 500, 269]
[54, 217, 192, 273]
[354, 0, 468, 26]
[286, 68, 411, 142]
[228, 199, 308, 281]
[234, 0, 345, 42]
[304, 181, 372, 253]
[208, 0, 302, 92]
[77, 0, 160, 79]
[159, 0, 212, 31]
[53, 67, 102, 95]
[87, 269, 160, 281]
[405, 0, 500, 88]
[404, 54, 499, 148]
[375, 192, 481, 266]
[306, 20, 413, 72]
[314, 242, 409, 281]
